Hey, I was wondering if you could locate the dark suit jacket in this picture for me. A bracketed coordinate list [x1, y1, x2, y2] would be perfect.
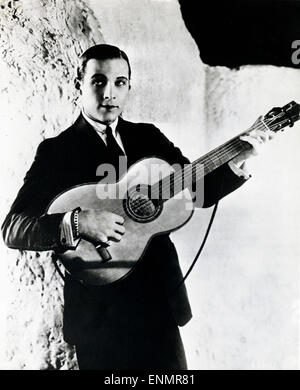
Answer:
[2, 114, 246, 344]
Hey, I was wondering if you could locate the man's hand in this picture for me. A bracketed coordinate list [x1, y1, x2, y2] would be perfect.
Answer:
[78, 209, 125, 244]
[231, 117, 275, 168]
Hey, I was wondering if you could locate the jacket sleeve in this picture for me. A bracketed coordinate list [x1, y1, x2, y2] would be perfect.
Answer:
[150, 125, 248, 208]
[1, 139, 66, 251]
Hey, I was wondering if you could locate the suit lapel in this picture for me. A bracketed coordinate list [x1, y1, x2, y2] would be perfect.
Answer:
[117, 117, 141, 167]
[71, 114, 145, 177]
[73, 114, 108, 154]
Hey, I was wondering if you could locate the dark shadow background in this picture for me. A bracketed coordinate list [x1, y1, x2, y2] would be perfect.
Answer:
[179, 0, 300, 69]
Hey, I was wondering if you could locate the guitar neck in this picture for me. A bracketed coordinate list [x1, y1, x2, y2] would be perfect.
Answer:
[151, 100, 300, 201]
[192, 131, 251, 177]
[155, 126, 255, 201]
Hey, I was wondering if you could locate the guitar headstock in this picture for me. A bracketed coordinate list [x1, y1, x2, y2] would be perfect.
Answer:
[264, 101, 300, 133]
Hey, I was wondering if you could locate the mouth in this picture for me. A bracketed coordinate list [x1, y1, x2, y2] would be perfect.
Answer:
[100, 104, 119, 110]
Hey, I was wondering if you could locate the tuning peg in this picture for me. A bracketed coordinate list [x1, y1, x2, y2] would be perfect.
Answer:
[282, 101, 296, 111]
[266, 107, 282, 118]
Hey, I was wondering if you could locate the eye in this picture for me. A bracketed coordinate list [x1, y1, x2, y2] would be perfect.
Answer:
[115, 79, 127, 87]
[92, 80, 104, 87]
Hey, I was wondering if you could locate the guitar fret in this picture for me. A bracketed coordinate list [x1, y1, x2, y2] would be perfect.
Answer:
[151, 111, 288, 201]
[48, 101, 300, 287]
[157, 136, 253, 200]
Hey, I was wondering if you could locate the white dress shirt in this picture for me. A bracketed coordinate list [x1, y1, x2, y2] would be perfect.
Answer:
[60, 111, 127, 249]
[82, 110, 126, 154]
[60, 113, 250, 248]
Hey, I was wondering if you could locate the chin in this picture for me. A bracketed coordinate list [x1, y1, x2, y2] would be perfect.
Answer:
[99, 112, 119, 124]
[103, 115, 118, 124]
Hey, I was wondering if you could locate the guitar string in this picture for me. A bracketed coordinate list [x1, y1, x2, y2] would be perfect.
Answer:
[108, 117, 283, 218]
[124, 124, 257, 205]
[122, 119, 275, 212]
[106, 136, 248, 219]
[118, 117, 281, 217]
[150, 138, 249, 196]
[105, 117, 286, 219]
[129, 115, 286, 203]
[126, 118, 273, 202]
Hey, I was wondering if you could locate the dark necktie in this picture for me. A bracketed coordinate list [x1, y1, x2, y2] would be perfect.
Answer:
[105, 125, 126, 179]
[105, 126, 125, 158]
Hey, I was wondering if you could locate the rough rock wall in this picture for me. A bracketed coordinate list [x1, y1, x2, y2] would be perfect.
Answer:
[0, 0, 299, 370]
[0, 0, 103, 369]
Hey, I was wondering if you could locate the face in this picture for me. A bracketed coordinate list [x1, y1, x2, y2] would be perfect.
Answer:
[80, 58, 130, 125]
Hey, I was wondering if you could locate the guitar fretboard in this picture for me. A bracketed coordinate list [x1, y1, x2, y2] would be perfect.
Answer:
[143, 101, 300, 202]
[150, 126, 256, 200]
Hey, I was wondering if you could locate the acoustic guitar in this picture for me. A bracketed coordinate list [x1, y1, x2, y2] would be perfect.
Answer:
[47, 102, 300, 286]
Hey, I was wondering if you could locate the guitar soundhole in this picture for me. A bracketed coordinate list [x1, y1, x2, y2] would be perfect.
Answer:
[123, 185, 163, 223]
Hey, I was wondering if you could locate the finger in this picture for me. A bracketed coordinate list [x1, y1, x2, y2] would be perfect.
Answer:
[240, 135, 260, 146]
[251, 126, 275, 140]
[240, 135, 260, 155]
[110, 232, 123, 242]
[255, 130, 273, 143]
[246, 130, 267, 142]
[98, 233, 108, 243]
[264, 129, 275, 140]
[255, 129, 269, 139]
[247, 129, 256, 137]
[106, 229, 114, 238]
[113, 214, 125, 224]
[114, 224, 125, 234]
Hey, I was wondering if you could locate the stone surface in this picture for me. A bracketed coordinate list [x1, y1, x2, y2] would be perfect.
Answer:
[0, 0, 299, 370]
[0, 0, 103, 369]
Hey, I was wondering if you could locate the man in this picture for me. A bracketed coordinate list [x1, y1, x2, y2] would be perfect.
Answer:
[1, 44, 271, 369]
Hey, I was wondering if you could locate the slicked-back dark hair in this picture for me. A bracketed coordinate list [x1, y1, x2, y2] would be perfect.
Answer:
[76, 44, 131, 82]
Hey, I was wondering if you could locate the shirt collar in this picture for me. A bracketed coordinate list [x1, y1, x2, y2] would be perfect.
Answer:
[82, 109, 119, 136]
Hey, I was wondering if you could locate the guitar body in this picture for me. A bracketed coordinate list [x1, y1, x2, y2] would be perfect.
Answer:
[46, 101, 300, 286]
[47, 157, 194, 286]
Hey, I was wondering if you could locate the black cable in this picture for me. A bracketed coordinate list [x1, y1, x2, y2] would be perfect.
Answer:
[52, 253, 67, 282]
[175, 201, 219, 290]
[53, 202, 220, 288]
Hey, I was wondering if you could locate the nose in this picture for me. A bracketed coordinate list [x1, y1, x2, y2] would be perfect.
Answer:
[102, 81, 115, 100]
